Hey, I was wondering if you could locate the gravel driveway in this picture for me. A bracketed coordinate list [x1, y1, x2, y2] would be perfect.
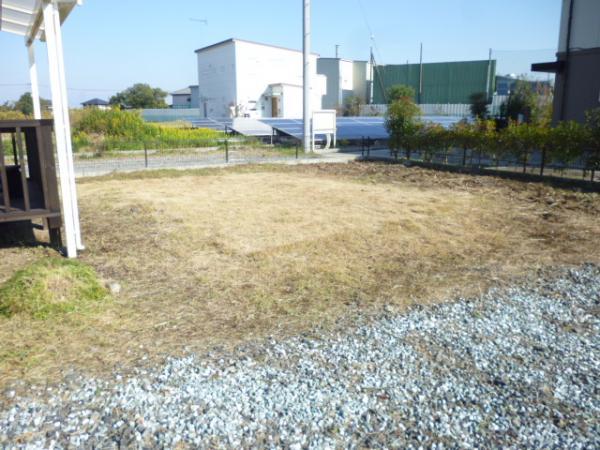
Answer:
[1, 265, 599, 449]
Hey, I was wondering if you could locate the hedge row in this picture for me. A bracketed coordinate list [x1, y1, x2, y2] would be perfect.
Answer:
[386, 108, 600, 175]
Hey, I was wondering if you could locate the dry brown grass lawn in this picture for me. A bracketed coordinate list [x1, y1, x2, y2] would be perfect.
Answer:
[1, 162, 599, 389]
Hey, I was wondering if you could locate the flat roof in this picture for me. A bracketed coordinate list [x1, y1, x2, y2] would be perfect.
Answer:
[195, 38, 319, 56]
[268, 82, 303, 88]
[318, 57, 369, 63]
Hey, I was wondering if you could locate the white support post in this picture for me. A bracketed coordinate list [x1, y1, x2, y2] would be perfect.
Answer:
[50, 0, 84, 250]
[28, 44, 42, 120]
[302, 0, 311, 153]
[42, 0, 78, 258]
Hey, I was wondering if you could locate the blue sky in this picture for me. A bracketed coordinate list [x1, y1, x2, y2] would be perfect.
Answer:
[1, 0, 562, 106]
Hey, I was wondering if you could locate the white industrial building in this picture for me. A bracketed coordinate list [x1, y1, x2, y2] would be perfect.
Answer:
[317, 58, 372, 110]
[195, 38, 326, 118]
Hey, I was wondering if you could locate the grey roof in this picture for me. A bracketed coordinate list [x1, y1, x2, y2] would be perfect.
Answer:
[195, 38, 320, 57]
[170, 87, 192, 96]
[81, 98, 109, 106]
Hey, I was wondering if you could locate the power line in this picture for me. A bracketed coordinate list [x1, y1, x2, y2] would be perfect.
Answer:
[0, 83, 118, 92]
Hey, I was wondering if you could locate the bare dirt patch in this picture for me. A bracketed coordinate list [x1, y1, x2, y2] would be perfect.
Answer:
[1, 162, 599, 389]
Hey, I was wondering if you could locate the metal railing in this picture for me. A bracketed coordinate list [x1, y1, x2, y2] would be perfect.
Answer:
[357, 138, 598, 184]
[71, 137, 306, 178]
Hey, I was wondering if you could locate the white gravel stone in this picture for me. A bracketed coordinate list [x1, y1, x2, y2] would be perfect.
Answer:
[1, 264, 599, 449]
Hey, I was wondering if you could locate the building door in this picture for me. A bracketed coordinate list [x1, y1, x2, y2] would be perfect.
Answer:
[271, 97, 280, 118]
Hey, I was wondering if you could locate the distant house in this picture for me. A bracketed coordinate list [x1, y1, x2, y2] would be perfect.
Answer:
[81, 98, 109, 110]
[170, 86, 200, 109]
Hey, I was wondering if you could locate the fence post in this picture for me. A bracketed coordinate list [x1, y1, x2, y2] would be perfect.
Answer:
[361, 137, 365, 157]
[462, 147, 467, 167]
[367, 137, 371, 158]
[296, 142, 299, 159]
[144, 142, 148, 168]
[11, 134, 18, 164]
[225, 138, 229, 163]
[540, 149, 546, 177]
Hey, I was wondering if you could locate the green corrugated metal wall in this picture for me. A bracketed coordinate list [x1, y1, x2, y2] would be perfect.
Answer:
[373, 60, 496, 104]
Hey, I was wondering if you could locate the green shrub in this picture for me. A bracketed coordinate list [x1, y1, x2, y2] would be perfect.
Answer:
[74, 108, 148, 138]
[71, 108, 224, 152]
[0, 258, 108, 319]
[469, 92, 490, 119]
[584, 108, 600, 173]
[417, 123, 449, 162]
[385, 94, 422, 159]
[548, 121, 587, 167]
[474, 120, 498, 166]
[0, 110, 27, 121]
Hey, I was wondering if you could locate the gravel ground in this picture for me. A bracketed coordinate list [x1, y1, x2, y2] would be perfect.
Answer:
[73, 151, 355, 177]
[1, 264, 599, 449]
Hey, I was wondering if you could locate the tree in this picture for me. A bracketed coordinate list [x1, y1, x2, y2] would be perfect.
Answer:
[343, 96, 361, 117]
[15, 92, 34, 115]
[387, 85, 416, 104]
[469, 92, 489, 120]
[10, 93, 51, 116]
[503, 79, 536, 123]
[385, 91, 421, 160]
[109, 83, 168, 109]
[531, 83, 554, 127]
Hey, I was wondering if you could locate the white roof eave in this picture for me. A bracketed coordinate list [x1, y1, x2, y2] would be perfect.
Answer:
[0, 0, 81, 44]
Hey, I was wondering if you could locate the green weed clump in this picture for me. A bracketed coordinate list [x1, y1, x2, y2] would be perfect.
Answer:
[0, 110, 27, 121]
[71, 109, 224, 152]
[0, 258, 108, 319]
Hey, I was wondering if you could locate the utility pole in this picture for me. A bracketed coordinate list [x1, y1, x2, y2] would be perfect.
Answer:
[303, 0, 311, 153]
[418, 43, 423, 104]
[486, 48, 492, 100]
[369, 45, 374, 104]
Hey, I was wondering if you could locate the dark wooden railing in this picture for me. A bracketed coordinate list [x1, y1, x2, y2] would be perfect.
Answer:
[0, 120, 62, 246]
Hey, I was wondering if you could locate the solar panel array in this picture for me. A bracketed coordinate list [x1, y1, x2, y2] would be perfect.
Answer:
[192, 116, 468, 141]
[229, 118, 276, 136]
[190, 118, 232, 132]
[258, 118, 304, 139]
[336, 117, 390, 140]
